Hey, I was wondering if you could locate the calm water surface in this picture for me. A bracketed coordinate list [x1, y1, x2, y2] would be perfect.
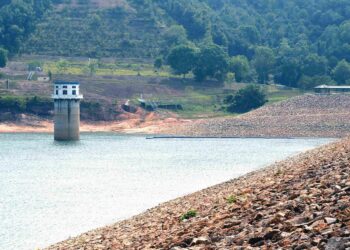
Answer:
[0, 133, 334, 250]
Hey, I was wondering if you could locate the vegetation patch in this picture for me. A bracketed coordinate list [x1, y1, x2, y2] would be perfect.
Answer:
[180, 210, 197, 221]
[224, 85, 267, 113]
[226, 195, 238, 204]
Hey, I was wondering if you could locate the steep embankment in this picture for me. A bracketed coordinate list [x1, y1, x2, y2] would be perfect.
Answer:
[171, 94, 350, 138]
[47, 137, 350, 249]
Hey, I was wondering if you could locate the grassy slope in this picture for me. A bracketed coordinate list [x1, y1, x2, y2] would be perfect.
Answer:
[1, 56, 303, 120]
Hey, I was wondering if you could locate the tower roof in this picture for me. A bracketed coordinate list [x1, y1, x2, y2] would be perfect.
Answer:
[54, 80, 80, 85]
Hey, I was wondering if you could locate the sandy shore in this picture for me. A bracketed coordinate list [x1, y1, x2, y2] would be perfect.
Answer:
[0, 116, 192, 135]
[47, 137, 350, 249]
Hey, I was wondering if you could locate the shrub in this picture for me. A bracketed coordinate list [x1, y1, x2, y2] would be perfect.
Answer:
[226, 85, 267, 113]
[332, 59, 350, 84]
[180, 210, 197, 221]
[0, 48, 8, 68]
[0, 96, 26, 112]
[154, 57, 163, 70]
[227, 195, 238, 204]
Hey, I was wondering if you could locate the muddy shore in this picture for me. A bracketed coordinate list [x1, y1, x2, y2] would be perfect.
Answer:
[47, 137, 350, 249]
[0, 114, 192, 135]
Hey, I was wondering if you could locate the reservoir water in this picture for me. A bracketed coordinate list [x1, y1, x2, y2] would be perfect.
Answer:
[0, 133, 333, 250]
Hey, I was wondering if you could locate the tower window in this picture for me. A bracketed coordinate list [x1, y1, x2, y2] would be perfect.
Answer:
[72, 86, 76, 89]
[72, 90, 77, 95]
[56, 90, 58, 95]
[63, 86, 68, 89]
[63, 90, 68, 95]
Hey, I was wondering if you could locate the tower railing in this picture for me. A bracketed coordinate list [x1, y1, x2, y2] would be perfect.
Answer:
[52, 94, 84, 99]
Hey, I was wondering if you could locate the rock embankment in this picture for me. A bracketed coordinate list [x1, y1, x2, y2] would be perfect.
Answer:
[171, 94, 350, 138]
[48, 137, 350, 249]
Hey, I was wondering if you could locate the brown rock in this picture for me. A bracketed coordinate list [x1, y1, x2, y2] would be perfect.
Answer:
[264, 230, 281, 242]
[191, 236, 211, 245]
[223, 219, 241, 228]
[325, 237, 350, 250]
[324, 217, 337, 224]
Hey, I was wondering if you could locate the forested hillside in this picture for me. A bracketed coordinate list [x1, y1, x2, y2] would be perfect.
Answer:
[0, 0, 51, 55]
[3, 0, 350, 87]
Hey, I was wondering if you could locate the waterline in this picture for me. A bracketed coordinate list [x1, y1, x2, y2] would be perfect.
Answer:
[0, 133, 334, 250]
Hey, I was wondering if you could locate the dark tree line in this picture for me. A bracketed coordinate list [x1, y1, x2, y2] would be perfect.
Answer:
[158, 0, 350, 87]
[0, 0, 52, 66]
[1, 0, 350, 88]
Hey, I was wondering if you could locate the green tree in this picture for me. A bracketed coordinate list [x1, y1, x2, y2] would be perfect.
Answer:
[238, 25, 260, 44]
[274, 39, 302, 87]
[302, 54, 328, 77]
[252, 46, 275, 84]
[226, 85, 267, 113]
[193, 44, 229, 82]
[163, 25, 188, 47]
[339, 21, 350, 44]
[167, 45, 197, 77]
[298, 75, 336, 90]
[154, 57, 163, 70]
[48, 70, 52, 80]
[332, 60, 350, 84]
[89, 14, 102, 29]
[0, 48, 8, 67]
[229, 55, 250, 82]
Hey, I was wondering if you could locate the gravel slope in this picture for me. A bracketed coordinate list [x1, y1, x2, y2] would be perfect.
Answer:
[47, 137, 350, 249]
[171, 94, 350, 138]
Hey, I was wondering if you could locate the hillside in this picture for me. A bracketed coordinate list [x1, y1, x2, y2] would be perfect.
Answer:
[23, 0, 350, 59]
[22, 0, 163, 58]
[47, 137, 350, 249]
[18, 0, 350, 87]
[171, 94, 350, 138]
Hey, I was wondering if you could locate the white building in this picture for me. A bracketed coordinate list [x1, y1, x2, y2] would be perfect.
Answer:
[52, 80, 83, 141]
[52, 81, 83, 99]
[314, 85, 350, 94]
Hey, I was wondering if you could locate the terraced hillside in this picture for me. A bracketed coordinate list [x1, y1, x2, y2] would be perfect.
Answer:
[23, 0, 164, 58]
[22, 0, 350, 67]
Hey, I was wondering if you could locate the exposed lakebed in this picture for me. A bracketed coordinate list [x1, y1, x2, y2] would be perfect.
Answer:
[0, 133, 333, 249]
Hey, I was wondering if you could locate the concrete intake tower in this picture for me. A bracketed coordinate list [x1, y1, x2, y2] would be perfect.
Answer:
[52, 81, 83, 141]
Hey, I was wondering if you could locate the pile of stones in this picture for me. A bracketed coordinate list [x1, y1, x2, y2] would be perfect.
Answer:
[48, 138, 350, 249]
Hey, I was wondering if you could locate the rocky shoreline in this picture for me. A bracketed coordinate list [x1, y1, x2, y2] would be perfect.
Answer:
[47, 137, 350, 249]
[3, 95, 350, 138]
[169, 95, 350, 138]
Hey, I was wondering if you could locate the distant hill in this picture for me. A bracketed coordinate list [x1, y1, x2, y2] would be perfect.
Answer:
[22, 0, 165, 58]
[0, 0, 346, 87]
[21, 0, 350, 61]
